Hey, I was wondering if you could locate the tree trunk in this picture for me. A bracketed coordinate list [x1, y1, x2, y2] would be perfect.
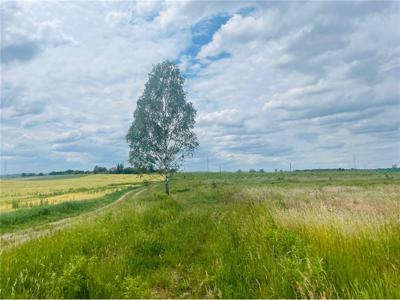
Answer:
[165, 175, 170, 195]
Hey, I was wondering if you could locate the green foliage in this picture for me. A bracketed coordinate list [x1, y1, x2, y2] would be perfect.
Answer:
[1, 171, 399, 298]
[122, 276, 153, 298]
[116, 163, 124, 174]
[93, 165, 108, 174]
[126, 61, 198, 174]
[48, 170, 88, 176]
[49, 255, 90, 298]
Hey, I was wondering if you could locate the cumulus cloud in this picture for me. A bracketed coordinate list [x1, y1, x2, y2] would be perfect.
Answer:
[188, 1, 399, 170]
[1, 1, 399, 173]
[1, 1, 74, 64]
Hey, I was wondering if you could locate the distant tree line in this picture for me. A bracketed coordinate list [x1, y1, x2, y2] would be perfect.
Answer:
[18, 164, 158, 177]
[94, 164, 158, 174]
[49, 170, 89, 175]
[16, 165, 400, 178]
[236, 169, 265, 173]
[21, 172, 46, 177]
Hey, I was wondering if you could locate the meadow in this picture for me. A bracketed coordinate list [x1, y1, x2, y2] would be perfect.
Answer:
[0, 174, 161, 233]
[0, 171, 399, 298]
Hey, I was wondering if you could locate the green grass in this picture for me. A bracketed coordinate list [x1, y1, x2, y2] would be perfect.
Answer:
[0, 171, 399, 298]
[0, 187, 138, 234]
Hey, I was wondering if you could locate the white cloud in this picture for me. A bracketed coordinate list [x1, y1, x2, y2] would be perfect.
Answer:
[105, 11, 130, 28]
[197, 109, 240, 126]
[1, 1, 75, 64]
[1, 1, 399, 173]
[188, 1, 400, 170]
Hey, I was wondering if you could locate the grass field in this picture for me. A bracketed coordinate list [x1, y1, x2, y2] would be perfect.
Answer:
[0, 174, 161, 233]
[0, 171, 399, 298]
[0, 174, 161, 211]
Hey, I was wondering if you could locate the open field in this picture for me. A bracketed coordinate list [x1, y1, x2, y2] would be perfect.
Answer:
[0, 174, 161, 233]
[0, 171, 399, 298]
[0, 174, 161, 211]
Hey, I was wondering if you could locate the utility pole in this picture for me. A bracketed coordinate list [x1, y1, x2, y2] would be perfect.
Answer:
[207, 156, 209, 172]
[219, 164, 221, 175]
[290, 162, 292, 172]
[353, 154, 357, 169]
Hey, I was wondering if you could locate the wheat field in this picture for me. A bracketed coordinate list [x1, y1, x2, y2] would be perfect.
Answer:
[0, 174, 161, 211]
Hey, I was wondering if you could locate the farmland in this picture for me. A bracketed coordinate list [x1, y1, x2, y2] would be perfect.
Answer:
[0, 174, 161, 233]
[0, 171, 399, 298]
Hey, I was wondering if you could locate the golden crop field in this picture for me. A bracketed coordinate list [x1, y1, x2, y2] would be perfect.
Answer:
[0, 174, 162, 212]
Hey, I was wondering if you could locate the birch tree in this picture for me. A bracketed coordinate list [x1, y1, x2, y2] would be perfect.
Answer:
[126, 61, 198, 194]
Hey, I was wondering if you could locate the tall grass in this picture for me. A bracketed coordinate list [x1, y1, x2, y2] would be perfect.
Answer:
[0, 172, 399, 298]
[0, 187, 137, 233]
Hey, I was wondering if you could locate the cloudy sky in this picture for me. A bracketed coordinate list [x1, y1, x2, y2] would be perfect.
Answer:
[1, 0, 399, 174]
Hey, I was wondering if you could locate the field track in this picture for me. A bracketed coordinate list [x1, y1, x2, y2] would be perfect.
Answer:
[0, 185, 152, 250]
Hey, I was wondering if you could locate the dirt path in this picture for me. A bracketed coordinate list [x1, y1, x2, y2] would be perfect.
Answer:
[0, 186, 150, 251]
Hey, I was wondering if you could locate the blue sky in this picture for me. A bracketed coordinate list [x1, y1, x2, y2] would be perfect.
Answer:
[1, 1, 399, 173]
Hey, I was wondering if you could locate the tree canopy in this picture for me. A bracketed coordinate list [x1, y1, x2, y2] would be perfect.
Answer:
[126, 61, 198, 194]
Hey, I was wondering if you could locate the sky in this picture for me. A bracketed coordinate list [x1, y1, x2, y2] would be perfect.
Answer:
[1, 0, 399, 174]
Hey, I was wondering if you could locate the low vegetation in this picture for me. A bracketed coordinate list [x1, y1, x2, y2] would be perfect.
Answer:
[0, 188, 134, 234]
[0, 174, 161, 233]
[0, 171, 399, 298]
[0, 174, 161, 212]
